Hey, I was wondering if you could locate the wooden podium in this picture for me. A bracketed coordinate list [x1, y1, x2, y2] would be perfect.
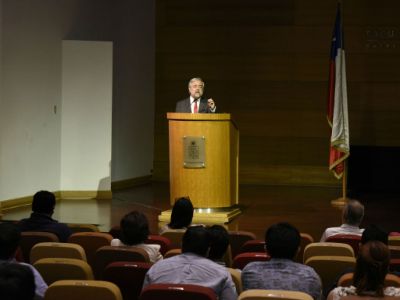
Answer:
[158, 112, 240, 223]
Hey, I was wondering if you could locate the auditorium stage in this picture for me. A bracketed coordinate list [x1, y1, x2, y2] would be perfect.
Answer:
[2, 182, 398, 241]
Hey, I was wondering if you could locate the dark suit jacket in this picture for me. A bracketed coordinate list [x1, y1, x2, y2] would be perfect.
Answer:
[175, 97, 216, 113]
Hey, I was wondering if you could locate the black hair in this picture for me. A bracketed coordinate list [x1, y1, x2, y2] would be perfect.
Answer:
[168, 197, 194, 229]
[208, 225, 229, 260]
[32, 190, 56, 214]
[0, 263, 36, 300]
[0, 223, 21, 260]
[265, 222, 300, 259]
[120, 211, 149, 245]
[361, 224, 388, 245]
[182, 226, 210, 256]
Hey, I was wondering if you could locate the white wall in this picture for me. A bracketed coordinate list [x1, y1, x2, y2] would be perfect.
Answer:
[0, 0, 155, 201]
[61, 41, 112, 191]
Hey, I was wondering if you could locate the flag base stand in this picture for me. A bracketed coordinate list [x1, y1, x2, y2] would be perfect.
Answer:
[331, 197, 349, 207]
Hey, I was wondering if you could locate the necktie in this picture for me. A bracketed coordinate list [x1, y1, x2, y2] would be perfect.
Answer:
[193, 100, 198, 113]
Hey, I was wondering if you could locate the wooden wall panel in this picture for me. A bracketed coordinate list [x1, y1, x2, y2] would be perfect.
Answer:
[154, 0, 400, 186]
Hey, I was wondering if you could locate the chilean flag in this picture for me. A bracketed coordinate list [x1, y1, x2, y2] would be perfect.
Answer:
[327, 5, 350, 179]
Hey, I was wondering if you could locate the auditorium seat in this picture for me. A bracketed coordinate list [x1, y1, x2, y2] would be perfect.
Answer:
[33, 257, 94, 285]
[238, 289, 313, 300]
[94, 245, 150, 279]
[146, 234, 171, 256]
[68, 232, 113, 268]
[140, 283, 217, 300]
[160, 230, 185, 249]
[227, 267, 242, 294]
[20, 231, 59, 263]
[44, 280, 122, 300]
[30, 242, 87, 264]
[295, 233, 314, 263]
[303, 242, 354, 263]
[389, 236, 400, 247]
[164, 248, 182, 258]
[239, 239, 265, 254]
[325, 234, 361, 255]
[103, 261, 152, 300]
[67, 223, 99, 233]
[228, 230, 256, 259]
[232, 252, 270, 269]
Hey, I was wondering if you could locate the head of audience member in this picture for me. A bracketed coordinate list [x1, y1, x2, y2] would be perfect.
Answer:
[353, 241, 390, 297]
[361, 224, 388, 245]
[120, 211, 149, 246]
[208, 225, 230, 261]
[265, 222, 300, 260]
[32, 190, 56, 216]
[0, 223, 21, 260]
[342, 199, 364, 227]
[168, 197, 194, 230]
[0, 263, 36, 300]
[182, 225, 210, 257]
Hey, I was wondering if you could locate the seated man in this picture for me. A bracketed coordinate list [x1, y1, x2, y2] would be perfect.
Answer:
[207, 225, 230, 266]
[0, 223, 47, 299]
[320, 199, 364, 242]
[17, 190, 72, 242]
[0, 263, 36, 300]
[143, 226, 237, 300]
[241, 222, 322, 300]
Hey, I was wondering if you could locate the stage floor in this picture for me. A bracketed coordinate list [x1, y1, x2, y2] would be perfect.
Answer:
[2, 182, 398, 241]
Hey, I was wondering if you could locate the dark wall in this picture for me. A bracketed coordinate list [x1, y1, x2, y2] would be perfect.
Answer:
[154, 0, 400, 186]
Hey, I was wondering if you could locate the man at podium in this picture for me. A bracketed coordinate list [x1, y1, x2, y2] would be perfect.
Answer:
[175, 77, 217, 113]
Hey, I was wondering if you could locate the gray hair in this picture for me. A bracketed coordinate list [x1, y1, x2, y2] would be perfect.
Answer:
[343, 199, 364, 226]
[188, 77, 204, 88]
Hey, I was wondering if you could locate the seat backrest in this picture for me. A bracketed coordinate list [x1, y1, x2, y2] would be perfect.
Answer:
[232, 252, 270, 270]
[103, 261, 152, 300]
[227, 267, 242, 294]
[33, 257, 94, 285]
[140, 283, 217, 300]
[68, 232, 113, 268]
[240, 239, 266, 254]
[67, 223, 99, 233]
[390, 258, 400, 273]
[389, 236, 400, 247]
[94, 245, 150, 279]
[295, 233, 315, 263]
[303, 242, 355, 263]
[164, 248, 182, 258]
[30, 242, 87, 264]
[238, 289, 313, 300]
[389, 246, 400, 259]
[325, 234, 362, 255]
[108, 225, 121, 239]
[160, 230, 185, 249]
[338, 272, 400, 288]
[228, 230, 256, 258]
[44, 280, 122, 300]
[20, 231, 59, 263]
[305, 255, 356, 289]
[146, 234, 171, 256]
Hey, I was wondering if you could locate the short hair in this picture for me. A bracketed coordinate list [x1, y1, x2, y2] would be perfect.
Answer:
[182, 226, 210, 256]
[0, 263, 36, 300]
[343, 200, 364, 226]
[265, 222, 300, 259]
[361, 225, 388, 245]
[120, 211, 149, 245]
[208, 225, 229, 260]
[168, 197, 194, 229]
[32, 190, 56, 214]
[353, 241, 390, 297]
[0, 223, 21, 260]
[188, 77, 204, 88]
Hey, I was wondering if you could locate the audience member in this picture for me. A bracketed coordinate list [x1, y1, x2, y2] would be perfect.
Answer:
[320, 200, 365, 242]
[241, 222, 322, 300]
[111, 211, 162, 263]
[17, 190, 72, 242]
[160, 197, 194, 234]
[0, 223, 47, 299]
[143, 226, 237, 300]
[361, 224, 388, 245]
[328, 241, 400, 300]
[0, 262, 36, 300]
[208, 225, 230, 266]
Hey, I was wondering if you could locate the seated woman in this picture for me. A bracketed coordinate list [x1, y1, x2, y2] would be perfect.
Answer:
[208, 224, 230, 267]
[328, 240, 400, 300]
[111, 211, 162, 263]
[159, 197, 194, 234]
